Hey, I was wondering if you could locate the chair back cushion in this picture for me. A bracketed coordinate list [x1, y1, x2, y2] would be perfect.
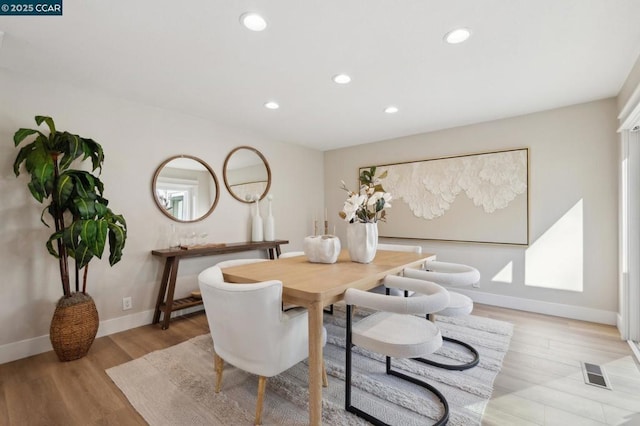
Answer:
[198, 266, 310, 377]
[346, 275, 449, 315]
[377, 243, 422, 253]
[404, 260, 480, 286]
[216, 258, 269, 269]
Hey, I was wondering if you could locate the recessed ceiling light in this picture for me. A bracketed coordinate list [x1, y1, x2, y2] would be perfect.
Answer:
[332, 74, 352, 84]
[384, 106, 399, 114]
[264, 101, 279, 110]
[444, 28, 471, 44]
[240, 13, 267, 31]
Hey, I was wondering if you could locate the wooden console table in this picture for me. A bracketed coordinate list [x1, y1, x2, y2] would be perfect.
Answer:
[151, 240, 289, 329]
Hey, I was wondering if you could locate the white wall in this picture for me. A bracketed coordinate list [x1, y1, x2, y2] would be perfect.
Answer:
[0, 69, 323, 361]
[325, 99, 619, 322]
[618, 54, 640, 117]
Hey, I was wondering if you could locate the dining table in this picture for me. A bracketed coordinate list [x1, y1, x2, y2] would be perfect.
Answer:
[221, 248, 435, 426]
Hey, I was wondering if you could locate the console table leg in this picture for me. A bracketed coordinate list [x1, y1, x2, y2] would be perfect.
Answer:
[161, 257, 180, 330]
[153, 259, 173, 324]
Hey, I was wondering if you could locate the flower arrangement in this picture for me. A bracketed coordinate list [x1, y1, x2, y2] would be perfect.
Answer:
[339, 166, 392, 223]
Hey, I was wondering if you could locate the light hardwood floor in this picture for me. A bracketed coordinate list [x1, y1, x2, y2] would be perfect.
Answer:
[1, 305, 639, 425]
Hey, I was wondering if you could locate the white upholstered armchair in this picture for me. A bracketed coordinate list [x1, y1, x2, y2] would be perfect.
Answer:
[198, 265, 328, 425]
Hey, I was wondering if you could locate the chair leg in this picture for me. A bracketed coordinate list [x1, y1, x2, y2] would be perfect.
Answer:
[322, 360, 328, 387]
[214, 354, 224, 393]
[345, 305, 353, 410]
[419, 314, 480, 371]
[255, 376, 267, 425]
[345, 305, 449, 425]
[323, 304, 334, 314]
[387, 357, 449, 426]
[413, 336, 480, 371]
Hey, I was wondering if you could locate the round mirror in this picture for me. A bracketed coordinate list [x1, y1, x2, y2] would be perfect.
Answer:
[223, 146, 272, 203]
[152, 155, 220, 222]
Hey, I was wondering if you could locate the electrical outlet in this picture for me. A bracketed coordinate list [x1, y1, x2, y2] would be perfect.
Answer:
[122, 296, 132, 311]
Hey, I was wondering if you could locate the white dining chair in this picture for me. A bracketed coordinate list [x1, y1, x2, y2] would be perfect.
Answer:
[198, 265, 328, 425]
[278, 251, 305, 258]
[216, 258, 269, 269]
[344, 274, 451, 426]
[216, 258, 298, 311]
[370, 243, 423, 296]
[404, 260, 481, 371]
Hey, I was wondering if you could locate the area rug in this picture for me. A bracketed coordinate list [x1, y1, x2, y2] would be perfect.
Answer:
[107, 307, 512, 425]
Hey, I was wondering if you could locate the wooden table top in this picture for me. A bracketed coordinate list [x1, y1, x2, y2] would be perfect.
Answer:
[222, 249, 434, 305]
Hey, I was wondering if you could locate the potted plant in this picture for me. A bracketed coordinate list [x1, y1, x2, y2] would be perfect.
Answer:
[339, 167, 392, 263]
[12, 116, 127, 361]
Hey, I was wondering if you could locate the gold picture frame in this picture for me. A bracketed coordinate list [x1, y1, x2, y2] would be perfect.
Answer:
[362, 148, 529, 245]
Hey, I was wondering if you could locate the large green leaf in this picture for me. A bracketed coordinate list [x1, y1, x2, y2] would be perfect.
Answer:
[62, 221, 82, 253]
[57, 132, 84, 171]
[94, 200, 108, 217]
[56, 173, 74, 207]
[35, 116, 56, 134]
[79, 220, 97, 244]
[13, 128, 42, 146]
[40, 205, 54, 227]
[81, 138, 104, 173]
[13, 142, 37, 177]
[67, 171, 101, 199]
[46, 230, 63, 258]
[107, 214, 127, 266]
[23, 141, 54, 202]
[91, 219, 108, 258]
[73, 241, 94, 269]
[79, 219, 106, 259]
[73, 198, 96, 219]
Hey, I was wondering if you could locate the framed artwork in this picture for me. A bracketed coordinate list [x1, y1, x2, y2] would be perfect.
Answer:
[363, 148, 529, 245]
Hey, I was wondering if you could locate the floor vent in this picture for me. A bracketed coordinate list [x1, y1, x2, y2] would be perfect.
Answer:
[581, 362, 612, 390]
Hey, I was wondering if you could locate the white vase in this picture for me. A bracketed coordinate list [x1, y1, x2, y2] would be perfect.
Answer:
[303, 235, 341, 263]
[251, 199, 263, 242]
[264, 198, 275, 241]
[346, 222, 378, 263]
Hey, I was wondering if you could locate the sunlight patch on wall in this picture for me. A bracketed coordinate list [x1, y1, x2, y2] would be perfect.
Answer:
[525, 200, 583, 292]
[492, 261, 513, 284]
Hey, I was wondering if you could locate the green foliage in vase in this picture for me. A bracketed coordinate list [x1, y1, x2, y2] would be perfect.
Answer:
[339, 166, 392, 223]
[13, 116, 127, 297]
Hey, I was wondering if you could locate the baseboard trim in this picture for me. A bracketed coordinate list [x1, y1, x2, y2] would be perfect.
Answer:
[454, 288, 618, 326]
[0, 292, 616, 365]
[628, 340, 640, 366]
[0, 305, 205, 365]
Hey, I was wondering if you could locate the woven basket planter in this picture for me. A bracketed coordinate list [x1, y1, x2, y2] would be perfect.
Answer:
[50, 292, 99, 362]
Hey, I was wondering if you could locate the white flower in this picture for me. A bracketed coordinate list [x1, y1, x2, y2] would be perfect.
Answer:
[342, 194, 366, 222]
[366, 191, 392, 213]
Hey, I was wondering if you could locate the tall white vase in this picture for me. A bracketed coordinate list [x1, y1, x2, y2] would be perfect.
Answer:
[264, 197, 275, 241]
[346, 222, 378, 263]
[251, 198, 263, 242]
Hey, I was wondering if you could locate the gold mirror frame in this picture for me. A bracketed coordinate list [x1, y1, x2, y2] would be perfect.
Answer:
[152, 155, 220, 222]
[223, 146, 272, 203]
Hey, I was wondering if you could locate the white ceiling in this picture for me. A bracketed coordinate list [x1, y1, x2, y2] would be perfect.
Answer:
[1, 1, 640, 151]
